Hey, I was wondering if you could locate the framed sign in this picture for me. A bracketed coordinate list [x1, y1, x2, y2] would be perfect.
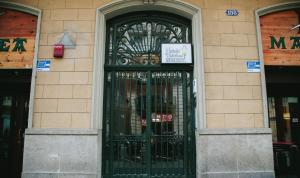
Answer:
[0, 8, 37, 69]
[260, 9, 300, 66]
[161, 43, 192, 64]
[226, 9, 239, 16]
[247, 61, 261, 72]
[37, 60, 51, 72]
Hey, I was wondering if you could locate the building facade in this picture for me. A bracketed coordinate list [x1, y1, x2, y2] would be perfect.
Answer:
[0, 0, 300, 178]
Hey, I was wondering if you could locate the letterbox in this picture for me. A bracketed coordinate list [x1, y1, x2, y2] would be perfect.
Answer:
[53, 44, 64, 58]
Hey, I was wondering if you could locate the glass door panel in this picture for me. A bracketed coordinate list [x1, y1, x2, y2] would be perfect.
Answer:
[0, 96, 13, 173]
[268, 96, 300, 176]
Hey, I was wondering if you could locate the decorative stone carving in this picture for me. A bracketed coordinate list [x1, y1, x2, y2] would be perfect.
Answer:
[143, 0, 155, 5]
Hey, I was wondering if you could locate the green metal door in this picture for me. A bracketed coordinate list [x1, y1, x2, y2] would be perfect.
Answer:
[102, 12, 195, 178]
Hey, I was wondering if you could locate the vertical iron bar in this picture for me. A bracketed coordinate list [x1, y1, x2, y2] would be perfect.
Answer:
[165, 72, 169, 174]
[140, 72, 144, 173]
[182, 72, 188, 176]
[154, 72, 158, 174]
[190, 71, 196, 176]
[134, 72, 138, 174]
[170, 72, 175, 170]
[160, 72, 163, 172]
[102, 72, 108, 175]
[109, 71, 116, 176]
[129, 72, 132, 165]
[117, 72, 121, 174]
[176, 72, 180, 173]
[122, 73, 126, 171]
[146, 71, 152, 178]
[112, 24, 117, 64]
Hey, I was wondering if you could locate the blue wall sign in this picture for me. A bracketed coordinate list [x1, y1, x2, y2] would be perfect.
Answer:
[247, 61, 260, 72]
[226, 9, 239, 16]
[37, 60, 51, 71]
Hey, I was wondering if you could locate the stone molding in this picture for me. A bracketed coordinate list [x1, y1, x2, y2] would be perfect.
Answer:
[93, 1, 204, 177]
[198, 128, 272, 135]
[25, 128, 99, 135]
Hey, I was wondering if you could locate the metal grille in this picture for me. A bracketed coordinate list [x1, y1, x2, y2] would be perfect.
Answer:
[105, 12, 191, 66]
[102, 12, 195, 178]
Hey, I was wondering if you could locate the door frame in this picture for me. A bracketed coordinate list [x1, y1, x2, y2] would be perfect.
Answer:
[92, 0, 205, 177]
[0, 1, 42, 129]
[0, 73, 31, 177]
[255, 1, 300, 128]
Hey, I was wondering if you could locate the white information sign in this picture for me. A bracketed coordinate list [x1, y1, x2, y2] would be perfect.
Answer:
[161, 43, 192, 64]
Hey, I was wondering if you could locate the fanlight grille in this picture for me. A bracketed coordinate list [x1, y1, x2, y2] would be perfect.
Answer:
[106, 13, 191, 65]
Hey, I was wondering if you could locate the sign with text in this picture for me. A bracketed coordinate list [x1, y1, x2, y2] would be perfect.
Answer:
[260, 9, 300, 66]
[247, 61, 261, 72]
[161, 43, 192, 64]
[226, 9, 239, 16]
[37, 60, 51, 71]
[0, 8, 37, 69]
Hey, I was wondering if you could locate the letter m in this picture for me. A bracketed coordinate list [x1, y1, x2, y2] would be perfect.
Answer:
[270, 36, 286, 49]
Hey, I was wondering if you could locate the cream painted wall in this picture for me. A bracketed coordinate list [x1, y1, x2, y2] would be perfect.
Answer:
[3, 0, 299, 129]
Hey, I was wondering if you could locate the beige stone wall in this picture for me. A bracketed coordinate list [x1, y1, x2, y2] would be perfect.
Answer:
[200, 0, 299, 128]
[5, 0, 299, 129]
[4, 0, 114, 128]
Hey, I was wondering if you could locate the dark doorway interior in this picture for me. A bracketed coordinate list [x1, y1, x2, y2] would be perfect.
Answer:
[266, 66, 300, 178]
[0, 69, 31, 178]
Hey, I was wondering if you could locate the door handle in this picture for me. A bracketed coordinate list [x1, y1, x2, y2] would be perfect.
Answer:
[17, 129, 22, 144]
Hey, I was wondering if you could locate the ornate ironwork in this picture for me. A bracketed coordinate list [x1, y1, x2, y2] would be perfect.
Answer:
[102, 12, 195, 178]
[106, 12, 191, 65]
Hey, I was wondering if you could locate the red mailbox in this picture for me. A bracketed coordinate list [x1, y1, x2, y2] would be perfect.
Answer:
[53, 44, 64, 58]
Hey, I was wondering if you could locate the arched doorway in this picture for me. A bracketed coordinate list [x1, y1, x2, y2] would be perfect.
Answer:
[256, 2, 300, 177]
[101, 11, 196, 178]
[0, 2, 40, 177]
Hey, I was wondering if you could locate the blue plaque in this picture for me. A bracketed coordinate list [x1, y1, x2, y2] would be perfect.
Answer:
[226, 9, 239, 16]
[37, 60, 51, 71]
[247, 61, 260, 72]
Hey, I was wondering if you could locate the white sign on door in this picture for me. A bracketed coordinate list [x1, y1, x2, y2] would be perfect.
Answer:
[161, 43, 192, 64]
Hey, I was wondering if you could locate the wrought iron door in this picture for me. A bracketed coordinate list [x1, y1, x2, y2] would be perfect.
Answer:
[102, 12, 195, 178]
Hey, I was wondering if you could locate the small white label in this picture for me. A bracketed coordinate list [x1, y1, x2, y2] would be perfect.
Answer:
[161, 43, 192, 64]
[292, 118, 299, 123]
[193, 79, 197, 94]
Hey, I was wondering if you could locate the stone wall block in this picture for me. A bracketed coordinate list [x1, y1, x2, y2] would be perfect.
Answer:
[66, 0, 93, 8]
[204, 59, 223, 72]
[22, 133, 98, 175]
[206, 100, 239, 113]
[206, 86, 224, 99]
[237, 134, 274, 171]
[34, 99, 57, 112]
[41, 21, 63, 33]
[205, 73, 237, 85]
[206, 114, 225, 128]
[59, 72, 89, 84]
[206, 46, 235, 59]
[57, 99, 88, 112]
[51, 9, 78, 20]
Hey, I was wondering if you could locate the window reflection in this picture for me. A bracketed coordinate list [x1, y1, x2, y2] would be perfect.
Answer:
[0, 96, 12, 161]
[268, 97, 298, 143]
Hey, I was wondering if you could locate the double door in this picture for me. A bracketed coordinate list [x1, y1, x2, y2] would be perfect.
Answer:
[268, 96, 300, 176]
[0, 70, 31, 178]
[102, 69, 195, 178]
